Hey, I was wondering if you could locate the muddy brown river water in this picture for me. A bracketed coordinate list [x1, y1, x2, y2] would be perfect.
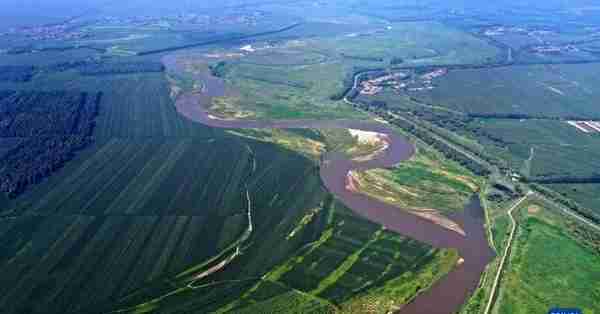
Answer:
[162, 53, 495, 314]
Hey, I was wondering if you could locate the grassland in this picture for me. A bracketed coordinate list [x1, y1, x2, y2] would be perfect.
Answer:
[493, 202, 600, 314]
[314, 21, 502, 67]
[462, 119, 600, 178]
[411, 63, 600, 117]
[177, 19, 501, 121]
[454, 118, 600, 216]
[350, 143, 481, 214]
[222, 60, 363, 120]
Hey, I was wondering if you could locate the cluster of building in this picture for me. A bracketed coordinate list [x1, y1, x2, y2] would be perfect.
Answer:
[359, 72, 409, 95]
[420, 68, 447, 83]
[358, 68, 450, 96]
[405, 68, 448, 92]
[567, 120, 600, 133]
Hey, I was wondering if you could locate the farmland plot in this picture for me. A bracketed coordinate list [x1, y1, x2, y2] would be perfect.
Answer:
[0, 65, 336, 314]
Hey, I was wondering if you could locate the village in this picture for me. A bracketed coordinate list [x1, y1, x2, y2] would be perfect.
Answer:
[359, 68, 448, 96]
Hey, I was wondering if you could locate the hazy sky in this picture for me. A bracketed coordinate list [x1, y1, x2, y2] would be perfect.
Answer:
[0, 0, 267, 29]
[0, 0, 595, 30]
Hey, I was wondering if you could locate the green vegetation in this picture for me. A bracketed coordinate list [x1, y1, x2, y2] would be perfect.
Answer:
[0, 59, 333, 314]
[177, 19, 502, 121]
[0, 35, 460, 313]
[99, 200, 458, 314]
[0, 90, 100, 196]
[463, 119, 600, 178]
[352, 144, 481, 213]
[491, 214, 511, 253]
[315, 21, 502, 66]
[227, 128, 326, 160]
[412, 63, 600, 117]
[495, 214, 600, 314]
[4, 3, 600, 314]
[359, 62, 600, 217]
[222, 59, 363, 120]
[549, 184, 600, 213]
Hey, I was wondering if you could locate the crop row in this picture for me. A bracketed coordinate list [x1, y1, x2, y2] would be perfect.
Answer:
[0, 212, 228, 314]
[3, 138, 254, 216]
[88, 73, 207, 138]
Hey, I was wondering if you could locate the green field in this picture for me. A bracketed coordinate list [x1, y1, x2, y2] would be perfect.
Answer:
[314, 21, 502, 66]
[462, 119, 600, 178]
[494, 208, 600, 314]
[0, 42, 458, 313]
[107, 199, 458, 314]
[547, 184, 600, 214]
[4, 3, 600, 314]
[0, 58, 332, 313]
[187, 20, 501, 121]
[222, 60, 363, 120]
[366, 62, 600, 214]
[411, 63, 600, 117]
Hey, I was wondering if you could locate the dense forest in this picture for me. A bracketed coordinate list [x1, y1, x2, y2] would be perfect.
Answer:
[0, 90, 101, 197]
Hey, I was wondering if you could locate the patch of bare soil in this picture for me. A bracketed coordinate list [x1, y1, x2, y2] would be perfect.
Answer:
[412, 209, 466, 236]
[348, 129, 390, 161]
[527, 205, 541, 214]
[346, 170, 465, 236]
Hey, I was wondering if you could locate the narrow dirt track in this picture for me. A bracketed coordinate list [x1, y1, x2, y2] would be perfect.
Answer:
[483, 192, 531, 314]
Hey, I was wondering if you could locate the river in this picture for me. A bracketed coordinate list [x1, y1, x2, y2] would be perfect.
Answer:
[162, 53, 495, 314]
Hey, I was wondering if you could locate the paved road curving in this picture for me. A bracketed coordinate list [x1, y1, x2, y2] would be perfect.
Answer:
[162, 52, 496, 314]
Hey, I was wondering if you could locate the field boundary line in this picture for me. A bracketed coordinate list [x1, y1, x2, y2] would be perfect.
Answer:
[187, 188, 253, 288]
[533, 192, 600, 233]
[483, 192, 531, 314]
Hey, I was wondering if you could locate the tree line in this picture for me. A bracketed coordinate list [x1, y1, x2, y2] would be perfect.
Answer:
[349, 99, 491, 176]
